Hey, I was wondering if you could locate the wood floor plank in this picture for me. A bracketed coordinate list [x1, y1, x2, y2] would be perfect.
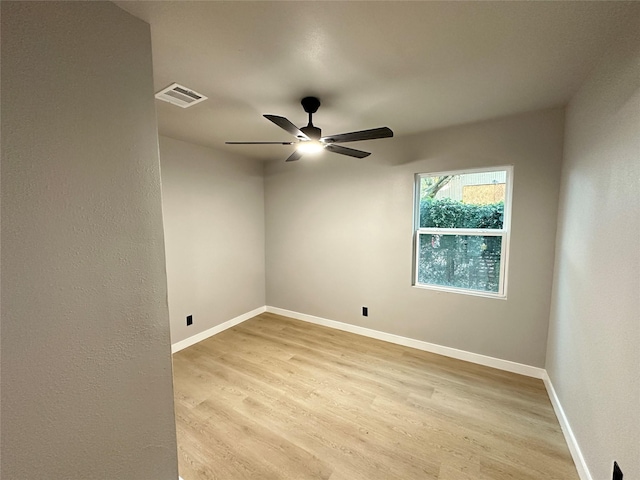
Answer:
[173, 313, 579, 480]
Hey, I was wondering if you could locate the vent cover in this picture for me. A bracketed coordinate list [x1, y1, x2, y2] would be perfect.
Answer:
[155, 83, 207, 108]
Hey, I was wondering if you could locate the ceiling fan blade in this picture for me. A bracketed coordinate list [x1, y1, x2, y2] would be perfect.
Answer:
[285, 150, 304, 162]
[325, 144, 371, 158]
[225, 141, 294, 145]
[321, 127, 393, 144]
[264, 115, 309, 140]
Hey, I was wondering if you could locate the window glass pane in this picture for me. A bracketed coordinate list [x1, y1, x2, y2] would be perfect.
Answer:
[417, 234, 502, 293]
[419, 171, 506, 229]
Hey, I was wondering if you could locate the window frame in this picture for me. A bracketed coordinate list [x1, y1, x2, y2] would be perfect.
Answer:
[412, 165, 514, 299]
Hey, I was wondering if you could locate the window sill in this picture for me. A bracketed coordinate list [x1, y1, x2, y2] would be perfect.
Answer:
[412, 283, 507, 300]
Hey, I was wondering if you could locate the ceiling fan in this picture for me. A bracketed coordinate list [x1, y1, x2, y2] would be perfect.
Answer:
[226, 96, 393, 162]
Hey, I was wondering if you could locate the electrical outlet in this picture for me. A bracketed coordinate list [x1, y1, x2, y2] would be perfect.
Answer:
[186, 315, 193, 326]
[613, 461, 623, 480]
[362, 306, 368, 317]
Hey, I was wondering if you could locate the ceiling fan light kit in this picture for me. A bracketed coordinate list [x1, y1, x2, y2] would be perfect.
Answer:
[226, 96, 393, 162]
[296, 140, 324, 155]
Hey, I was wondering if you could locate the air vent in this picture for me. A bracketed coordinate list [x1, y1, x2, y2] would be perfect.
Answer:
[155, 83, 207, 108]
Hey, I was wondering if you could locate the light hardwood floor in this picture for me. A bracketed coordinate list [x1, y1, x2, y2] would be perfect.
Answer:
[172, 313, 578, 480]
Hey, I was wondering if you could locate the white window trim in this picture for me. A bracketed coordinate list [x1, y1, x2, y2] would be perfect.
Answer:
[412, 165, 514, 299]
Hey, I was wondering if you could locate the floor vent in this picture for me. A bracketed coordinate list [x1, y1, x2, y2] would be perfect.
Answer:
[155, 83, 207, 108]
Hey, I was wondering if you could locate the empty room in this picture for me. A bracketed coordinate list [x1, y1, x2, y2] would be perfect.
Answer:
[1, 2, 638, 480]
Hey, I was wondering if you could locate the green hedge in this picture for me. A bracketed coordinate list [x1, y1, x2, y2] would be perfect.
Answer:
[419, 198, 504, 229]
[417, 198, 504, 293]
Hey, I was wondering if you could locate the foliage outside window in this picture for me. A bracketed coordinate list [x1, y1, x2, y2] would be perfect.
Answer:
[413, 167, 512, 297]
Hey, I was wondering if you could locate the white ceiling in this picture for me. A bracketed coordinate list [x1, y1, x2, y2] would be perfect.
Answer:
[116, 1, 631, 161]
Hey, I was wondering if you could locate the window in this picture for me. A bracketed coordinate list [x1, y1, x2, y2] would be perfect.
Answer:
[413, 166, 513, 298]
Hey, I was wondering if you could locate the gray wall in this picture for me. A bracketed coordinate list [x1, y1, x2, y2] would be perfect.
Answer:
[546, 16, 640, 480]
[265, 108, 564, 368]
[1, 2, 178, 479]
[159, 136, 266, 344]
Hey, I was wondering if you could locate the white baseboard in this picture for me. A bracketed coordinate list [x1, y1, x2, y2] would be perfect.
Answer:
[543, 372, 592, 480]
[265, 306, 545, 379]
[171, 306, 266, 353]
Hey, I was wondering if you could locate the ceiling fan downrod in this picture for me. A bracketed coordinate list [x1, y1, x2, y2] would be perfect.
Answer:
[300, 97, 322, 140]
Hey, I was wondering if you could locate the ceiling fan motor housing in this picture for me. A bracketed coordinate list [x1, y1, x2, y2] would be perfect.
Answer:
[300, 125, 321, 140]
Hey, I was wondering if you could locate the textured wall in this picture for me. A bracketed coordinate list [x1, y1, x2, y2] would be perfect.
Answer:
[1, 2, 178, 479]
[265, 108, 564, 368]
[546, 13, 640, 480]
[159, 136, 266, 344]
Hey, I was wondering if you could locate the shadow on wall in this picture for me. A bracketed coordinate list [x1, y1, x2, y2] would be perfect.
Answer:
[379, 109, 560, 167]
